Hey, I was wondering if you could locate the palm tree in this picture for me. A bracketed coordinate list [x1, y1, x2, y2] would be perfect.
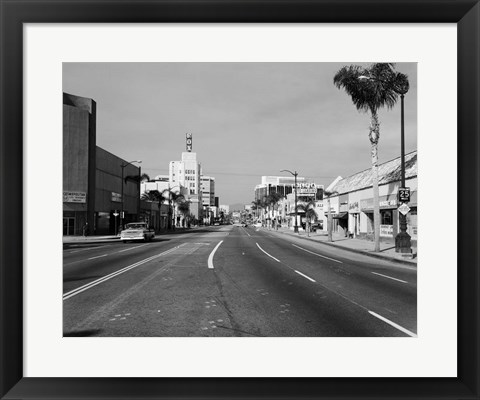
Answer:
[160, 189, 185, 229]
[296, 200, 317, 237]
[177, 199, 191, 227]
[266, 191, 283, 229]
[251, 199, 263, 220]
[140, 189, 161, 202]
[334, 63, 404, 252]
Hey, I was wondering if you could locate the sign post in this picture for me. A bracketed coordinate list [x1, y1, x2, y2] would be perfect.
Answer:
[113, 211, 119, 235]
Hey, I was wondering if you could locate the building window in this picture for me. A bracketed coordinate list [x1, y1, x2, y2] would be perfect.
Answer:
[381, 210, 393, 225]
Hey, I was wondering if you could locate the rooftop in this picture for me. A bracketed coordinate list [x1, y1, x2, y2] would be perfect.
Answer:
[328, 150, 417, 195]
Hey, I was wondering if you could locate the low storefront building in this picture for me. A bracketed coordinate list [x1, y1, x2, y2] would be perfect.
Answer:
[325, 151, 417, 246]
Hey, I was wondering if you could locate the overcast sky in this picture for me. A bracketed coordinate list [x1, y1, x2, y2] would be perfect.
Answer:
[63, 62, 417, 207]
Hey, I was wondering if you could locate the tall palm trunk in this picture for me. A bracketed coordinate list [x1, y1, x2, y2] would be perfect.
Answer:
[327, 198, 333, 242]
[370, 111, 381, 252]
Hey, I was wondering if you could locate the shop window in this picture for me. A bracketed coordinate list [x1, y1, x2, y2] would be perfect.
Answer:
[381, 210, 393, 225]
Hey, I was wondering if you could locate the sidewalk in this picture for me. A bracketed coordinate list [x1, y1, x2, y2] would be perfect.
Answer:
[262, 226, 417, 266]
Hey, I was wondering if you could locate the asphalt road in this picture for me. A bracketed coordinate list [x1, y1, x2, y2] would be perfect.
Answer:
[63, 225, 417, 337]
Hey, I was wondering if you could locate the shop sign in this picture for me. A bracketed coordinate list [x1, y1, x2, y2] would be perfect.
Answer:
[63, 191, 86, 203]
[380, 224, 394, 237]
[348, 201, 359, 213]
[111, 192, 122, 202]
[379, 199, 397, 209]
[361, 198, 374, 211]
[295, 182, 318, 194]
[324, 205, 338, 215]
[186, 133, 193, 152]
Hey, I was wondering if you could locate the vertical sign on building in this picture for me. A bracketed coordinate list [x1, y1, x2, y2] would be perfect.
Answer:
[186, 133, 193, 152]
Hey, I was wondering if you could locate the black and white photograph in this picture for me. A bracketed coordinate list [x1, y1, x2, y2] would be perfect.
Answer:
[62, 62, 417, 337]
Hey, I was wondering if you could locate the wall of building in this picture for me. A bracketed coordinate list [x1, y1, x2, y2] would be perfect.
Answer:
[62, 93, 96, 235]
[201, 176, 215, 206]
[94, 147, 141, 234]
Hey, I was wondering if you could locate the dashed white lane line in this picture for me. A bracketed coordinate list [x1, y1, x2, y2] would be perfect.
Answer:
[292, 244, 343, 264]
[294, 270, 316, 282]
[208, 240, 224, 269]
[87, 254, 108, 260]
[63, 245, 183, 300]
[66, 245, 111, 254]
[368, 311, 417, 337]
[256, 243, 280, 263]
[118, 243, 149, 253]
[371, 272, 408, 284]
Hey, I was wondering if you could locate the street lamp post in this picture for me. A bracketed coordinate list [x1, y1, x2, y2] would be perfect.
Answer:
[393, 82, 412, 254]
[120, 160, 142, 232]
[281, 169, 299, 233]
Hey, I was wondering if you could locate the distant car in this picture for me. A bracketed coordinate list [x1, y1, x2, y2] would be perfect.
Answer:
[310, 222, 324, 232]
[214, 222, 220, 226]
[120, 222, 155, 243]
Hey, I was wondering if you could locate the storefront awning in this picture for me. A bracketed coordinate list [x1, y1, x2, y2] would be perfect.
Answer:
[332, 212, 348, 219]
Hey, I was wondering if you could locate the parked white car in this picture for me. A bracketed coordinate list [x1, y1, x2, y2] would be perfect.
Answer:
[120, 222, 155, 243]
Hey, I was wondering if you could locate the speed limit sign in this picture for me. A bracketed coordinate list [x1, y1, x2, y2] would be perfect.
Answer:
[398, 187, 410, 203]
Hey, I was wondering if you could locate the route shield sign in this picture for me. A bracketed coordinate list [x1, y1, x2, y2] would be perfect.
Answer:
[398, 187, 410, 203]
[398, 203, 411, 215]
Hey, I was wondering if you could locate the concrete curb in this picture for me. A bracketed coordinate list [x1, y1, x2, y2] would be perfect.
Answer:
[270, 229, 417, 267]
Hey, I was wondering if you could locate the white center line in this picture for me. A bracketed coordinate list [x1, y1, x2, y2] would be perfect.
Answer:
[87, 254, 108, 260]
[371, 272, 408, 284]
[292, 244, 343, 264]
[256, 243, 280, 263]
[118, 243, 149, 253]
[368, 311, 417, 337]
[208, 240, 224, 269]
[63, 246, 182, 300]
[294, 270, 316, 282]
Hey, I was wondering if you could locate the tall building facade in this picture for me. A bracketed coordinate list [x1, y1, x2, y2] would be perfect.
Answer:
[254, 175, 310, 201]
[63, 93, 97, 234]
[169, 135, 204, 220]
[169, 152, 202, 196]
[201, 176, 215, 206]
[63, 93, 141, 235]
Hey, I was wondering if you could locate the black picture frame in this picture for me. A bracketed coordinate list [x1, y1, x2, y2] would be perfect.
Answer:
[1, 1, 479, 399]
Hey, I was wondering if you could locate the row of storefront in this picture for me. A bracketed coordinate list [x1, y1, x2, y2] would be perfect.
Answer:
[260, 151, 417, 246]
[324, 151, 417, 245]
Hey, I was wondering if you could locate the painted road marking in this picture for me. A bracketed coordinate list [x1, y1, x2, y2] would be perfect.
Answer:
[87, 254, 108, 260]
[66, 245, 111, 254]
[368, 311, 417, 337]
[118, 243, 149, 253]
[256, 243, 280, 263]
[208, 240, 224, 269]
[243, 228, 251, 237]
[371, 272, 408, 284]
[292, 244, 343, 264]
[294, 270, 316, 282]
[63, 245, 183, 300]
